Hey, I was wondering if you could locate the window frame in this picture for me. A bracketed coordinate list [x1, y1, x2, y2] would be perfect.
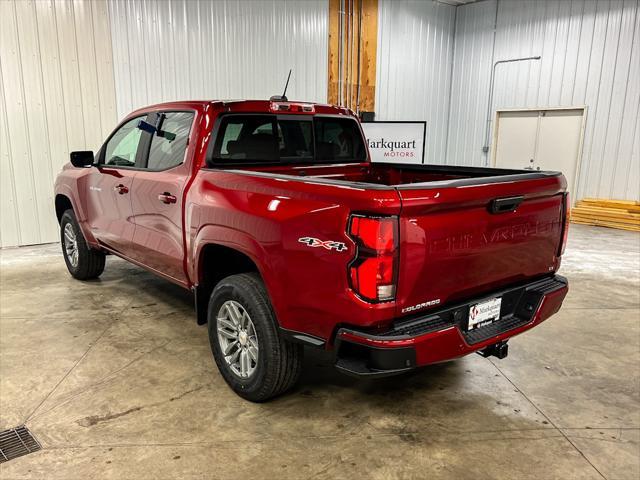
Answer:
[206, 113, 366, 167]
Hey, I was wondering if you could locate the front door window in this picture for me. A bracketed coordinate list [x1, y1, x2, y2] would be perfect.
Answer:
[103, 117, 144, 167]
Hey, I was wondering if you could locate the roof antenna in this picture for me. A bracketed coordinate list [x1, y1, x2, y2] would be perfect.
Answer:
[270, 69, 292, 102]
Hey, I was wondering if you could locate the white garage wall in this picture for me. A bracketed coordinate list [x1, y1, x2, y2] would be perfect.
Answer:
[375, 0, 456, 164]
[0, 0, 117, 247]
[447, 0, 640, 201]
[0, 0, 328, 247]
[107, 0, 329, 120]
[3, 0, 637, 248]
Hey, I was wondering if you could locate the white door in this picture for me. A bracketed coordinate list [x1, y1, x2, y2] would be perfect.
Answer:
[494, 108, 584, 195]
[534, 110, 584, 193]
[493, 111, 540, 171]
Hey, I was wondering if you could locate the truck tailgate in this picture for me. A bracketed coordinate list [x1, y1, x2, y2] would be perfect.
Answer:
[395, 174, 566, 317]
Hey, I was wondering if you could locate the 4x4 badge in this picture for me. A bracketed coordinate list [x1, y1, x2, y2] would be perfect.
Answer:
[298, 237, 348, 252]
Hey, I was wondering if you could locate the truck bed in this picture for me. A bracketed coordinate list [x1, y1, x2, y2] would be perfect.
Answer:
[224, 162, 560, 189]
[197, 160, 567, 331]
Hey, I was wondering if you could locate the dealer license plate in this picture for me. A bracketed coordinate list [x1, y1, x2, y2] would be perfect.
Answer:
[468, 297, 502, 330]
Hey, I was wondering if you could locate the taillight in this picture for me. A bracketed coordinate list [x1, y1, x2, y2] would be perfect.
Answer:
[347, 215, 398, 302]
[559, 192, 570, 255]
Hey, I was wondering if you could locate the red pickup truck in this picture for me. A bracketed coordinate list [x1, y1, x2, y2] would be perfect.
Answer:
[54, 99, 569, 401]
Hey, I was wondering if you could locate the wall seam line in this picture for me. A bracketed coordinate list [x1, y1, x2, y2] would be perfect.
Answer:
[443, 4, 458, 164]
[12, 0, 43, 244]
[104, 0, 119, 125]
[623, 90, 640, 199]
[583, 1, 611, 197]
[606, 0, 635, 198]
[594, 2, 623, 194]
[546, 1, 561, 106]
[0, 45, 22, 246]
[51, 0, 71, 169]
[570, 0, 586, 104]
[88, 0, 104, 139]
[31, 0, 56, 221]
[69, 0, 87, 147]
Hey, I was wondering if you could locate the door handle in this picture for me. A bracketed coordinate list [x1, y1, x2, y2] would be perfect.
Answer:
[158, 192, 177, 204]
[114, 184, 129, 194]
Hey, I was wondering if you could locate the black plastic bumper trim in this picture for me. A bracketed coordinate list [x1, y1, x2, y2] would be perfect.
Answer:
[279, 328, 326, 348]
[334, 340, 417, 377]
[378, 274, 566, 343]
[334, 274, 567, 376]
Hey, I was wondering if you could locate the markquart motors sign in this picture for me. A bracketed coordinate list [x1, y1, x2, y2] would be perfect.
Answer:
[361, 121, 426, 164]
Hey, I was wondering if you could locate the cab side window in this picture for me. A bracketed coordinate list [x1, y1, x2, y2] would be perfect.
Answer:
[146, 112, 194, 171]
[103, 116, 144, 167]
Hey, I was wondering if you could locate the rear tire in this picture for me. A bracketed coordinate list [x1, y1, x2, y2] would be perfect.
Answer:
[207, 273, 303, 402]
[60, 209, 105, 280]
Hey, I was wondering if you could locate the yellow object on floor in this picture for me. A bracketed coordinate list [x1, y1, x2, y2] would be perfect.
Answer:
[571, 198, 640, 232]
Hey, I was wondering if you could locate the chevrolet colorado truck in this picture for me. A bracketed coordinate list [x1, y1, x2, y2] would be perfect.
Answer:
[54, 99, 569, 401]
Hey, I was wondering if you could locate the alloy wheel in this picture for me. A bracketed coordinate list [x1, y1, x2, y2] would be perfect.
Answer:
[63, 223, 79, 268]
[216, 300, 259, 378]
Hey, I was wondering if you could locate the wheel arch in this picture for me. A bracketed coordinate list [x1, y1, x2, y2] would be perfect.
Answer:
[54, 190, 98, 247]
[194, 242, 264, 325]
[55, 194, 74, 223]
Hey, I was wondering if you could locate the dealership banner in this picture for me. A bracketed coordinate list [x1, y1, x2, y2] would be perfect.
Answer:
[361, 121, 426, 164]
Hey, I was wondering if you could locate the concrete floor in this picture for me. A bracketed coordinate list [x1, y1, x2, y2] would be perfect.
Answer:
[0, 224, 638, 480]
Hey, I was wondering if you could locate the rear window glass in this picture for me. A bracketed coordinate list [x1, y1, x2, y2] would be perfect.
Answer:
[211, 114, 366, 164]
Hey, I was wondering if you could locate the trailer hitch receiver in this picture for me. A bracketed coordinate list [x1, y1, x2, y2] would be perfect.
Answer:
[478, 341, 509, 360]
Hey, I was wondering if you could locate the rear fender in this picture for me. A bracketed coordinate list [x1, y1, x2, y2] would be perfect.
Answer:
[192, 225, 283, 321]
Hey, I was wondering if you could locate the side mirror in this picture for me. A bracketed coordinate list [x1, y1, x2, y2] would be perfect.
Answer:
[70, 151, 94, 168]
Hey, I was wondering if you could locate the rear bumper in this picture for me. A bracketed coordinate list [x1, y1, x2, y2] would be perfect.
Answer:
[334, 275, 568, 377]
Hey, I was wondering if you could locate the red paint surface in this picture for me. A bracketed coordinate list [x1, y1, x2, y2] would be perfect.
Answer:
[55, 99, 569, 354]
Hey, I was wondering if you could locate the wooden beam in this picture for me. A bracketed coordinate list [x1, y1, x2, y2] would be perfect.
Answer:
[327, 0, 378, 114]
[571, 198, 640, 232]
[358, 0, 378, 113]
[328, 0, 341, 107]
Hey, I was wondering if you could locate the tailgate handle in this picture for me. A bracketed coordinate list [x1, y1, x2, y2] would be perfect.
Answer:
[490, 196, 524, 214]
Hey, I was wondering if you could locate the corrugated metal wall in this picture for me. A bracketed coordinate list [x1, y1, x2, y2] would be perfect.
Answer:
[0, 0, 328, 247]
[107, 0, 329, 120]
[3, 0, 638, 247]
[445, 1, 495, 168]
[0, 0, 117, 247]
[447, 0, 640, 201]
[375, 0, 456, 164]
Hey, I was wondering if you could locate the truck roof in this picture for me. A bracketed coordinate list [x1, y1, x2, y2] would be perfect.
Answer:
[128, 100, 353, 118]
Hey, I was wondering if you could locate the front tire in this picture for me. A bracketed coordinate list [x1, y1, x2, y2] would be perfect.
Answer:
[207, 273, 303, 402]
[60, 209, 105, 280]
